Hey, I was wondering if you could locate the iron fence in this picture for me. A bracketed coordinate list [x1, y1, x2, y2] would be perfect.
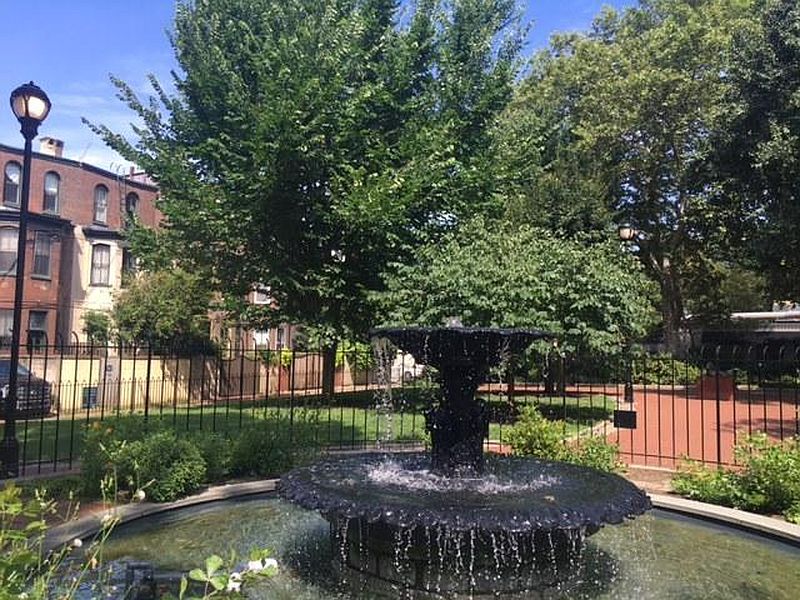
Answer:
[1, 339, 798, 478]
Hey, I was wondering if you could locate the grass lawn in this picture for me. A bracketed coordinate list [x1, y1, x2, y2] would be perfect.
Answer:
[3, 389, 615, 470]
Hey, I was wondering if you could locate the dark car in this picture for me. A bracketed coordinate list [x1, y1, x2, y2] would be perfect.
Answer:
[0, 360, 52, 417]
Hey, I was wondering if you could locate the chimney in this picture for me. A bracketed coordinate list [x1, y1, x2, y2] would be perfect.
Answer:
[39, 137, 64, 158]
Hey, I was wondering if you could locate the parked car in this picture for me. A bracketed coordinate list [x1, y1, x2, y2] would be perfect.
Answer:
[0, 360, 52, 417]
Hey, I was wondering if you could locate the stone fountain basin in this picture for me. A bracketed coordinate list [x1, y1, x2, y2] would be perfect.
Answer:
[279, 453, 651, 533]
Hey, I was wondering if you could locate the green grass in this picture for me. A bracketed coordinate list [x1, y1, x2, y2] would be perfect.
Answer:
[3, 389, 615, 467]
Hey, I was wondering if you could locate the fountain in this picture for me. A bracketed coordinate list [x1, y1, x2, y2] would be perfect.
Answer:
[279, 326, 652, 598]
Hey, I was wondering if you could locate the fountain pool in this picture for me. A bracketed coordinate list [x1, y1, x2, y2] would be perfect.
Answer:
[97, 494, 800, 599]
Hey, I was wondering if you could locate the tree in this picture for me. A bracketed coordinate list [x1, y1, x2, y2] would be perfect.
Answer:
[82, 311, 111, 344]
[88, 0, 522, 336]
[113, 269, 212, 348]
[502, 0, 755, 349]
[88, 0, 523, 394]
[721, 0, 800, 301]
[378, 218, 659, 356]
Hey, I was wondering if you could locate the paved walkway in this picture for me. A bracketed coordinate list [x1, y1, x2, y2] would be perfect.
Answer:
[610, 385, 800, 467]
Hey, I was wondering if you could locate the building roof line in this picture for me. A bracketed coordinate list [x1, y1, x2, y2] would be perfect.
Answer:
[0, 142, 158, 193]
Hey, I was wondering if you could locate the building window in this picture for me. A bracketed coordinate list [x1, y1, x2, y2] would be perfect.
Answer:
[121, 248, 136, 285]
[125, 192, 139, 220]
[0, 228, 17, 275]
[28, 310, 47, 349]
[43, 171, 60, 213]
[3, 162, 21, 207]
[91, 244, 111, 285]
[32, 232, 52, 278]
[93, 185, 108, 224]
[0, 309, 12, 345]
[276, 327, 285, 350]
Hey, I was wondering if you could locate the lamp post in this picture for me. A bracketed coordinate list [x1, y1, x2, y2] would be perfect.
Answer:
[1, 82, 51, 477]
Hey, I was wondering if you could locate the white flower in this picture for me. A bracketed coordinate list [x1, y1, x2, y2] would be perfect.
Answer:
[133, 489, 146, 502]
[262, 558, 278, 570]
[100, 511, 116, 526]
[246, 560, 263, 572]
[247, 558, 278, 573]
[226, 571, 243, 592]
[18, 593, 29, 599]
[71, 538, 83, 549]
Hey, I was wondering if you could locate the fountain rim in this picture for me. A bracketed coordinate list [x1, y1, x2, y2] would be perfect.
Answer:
[278, 453, 653, 532]
[45, 478, 800, 551]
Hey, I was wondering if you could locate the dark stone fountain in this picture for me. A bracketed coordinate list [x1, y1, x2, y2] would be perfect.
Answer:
[280, 327, 651, 598]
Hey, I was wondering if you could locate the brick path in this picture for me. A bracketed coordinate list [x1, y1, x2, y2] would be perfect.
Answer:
[609, 384, 800, 467]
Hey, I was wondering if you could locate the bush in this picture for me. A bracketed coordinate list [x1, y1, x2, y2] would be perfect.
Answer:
[570, 436, 623, 472]
[673, 434, 800, 521]
[81, 416, 168, 497]
[231, 411, 319, 477]
[507, 406, 569, 461]
[82, 417, 207, 502]
[122, 432, 207, 502]
[507, 406, 622, 472]
[190, 431, 233, 482]
[633, 353, 701, 386]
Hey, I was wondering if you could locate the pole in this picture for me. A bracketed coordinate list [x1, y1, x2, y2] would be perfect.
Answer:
[1, 132, 34, 477]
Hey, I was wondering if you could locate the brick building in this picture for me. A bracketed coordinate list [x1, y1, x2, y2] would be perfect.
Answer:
[0, 138, 160, 345]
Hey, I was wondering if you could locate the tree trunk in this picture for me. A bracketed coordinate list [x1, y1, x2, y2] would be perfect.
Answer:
[322, 341, 338, 401]
[660, 265, 685, 355]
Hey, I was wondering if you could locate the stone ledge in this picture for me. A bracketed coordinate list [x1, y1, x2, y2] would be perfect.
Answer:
[44, 479, 278, 552]
[651, 493, 800, 546]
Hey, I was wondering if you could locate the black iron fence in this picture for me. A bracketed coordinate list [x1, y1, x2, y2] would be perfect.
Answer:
[1, 340, 798, 478]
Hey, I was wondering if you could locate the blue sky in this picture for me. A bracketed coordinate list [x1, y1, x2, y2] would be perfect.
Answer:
[0, 1, 634, 170]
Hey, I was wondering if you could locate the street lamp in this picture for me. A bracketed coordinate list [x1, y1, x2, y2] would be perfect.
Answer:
[617, 224, 637, 242]
[1, 82, 51, 477]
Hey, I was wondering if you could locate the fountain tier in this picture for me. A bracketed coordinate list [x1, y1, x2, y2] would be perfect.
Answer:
[373, 326, 551, 475]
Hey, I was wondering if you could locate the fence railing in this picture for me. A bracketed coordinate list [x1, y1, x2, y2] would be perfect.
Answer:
[1, 341, 798, 478]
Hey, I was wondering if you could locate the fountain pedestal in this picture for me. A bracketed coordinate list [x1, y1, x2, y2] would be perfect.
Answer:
[280, 327, 652, 599]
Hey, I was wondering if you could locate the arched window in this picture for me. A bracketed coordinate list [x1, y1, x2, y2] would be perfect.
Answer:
[43, 171, 60, 213]
[3, 162, 21, 207]
[125, 192, 139, 219]
[0, 227, 18, 275]
[93, 185, 108, 224]
[90, 244, 111, 285]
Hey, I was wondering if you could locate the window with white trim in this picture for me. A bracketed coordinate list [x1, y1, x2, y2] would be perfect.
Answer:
[3, 162, 21, 207]
[28, 310, 47, 348]
[91, 244, 111, 285]
[32, 232, 51, 278]
[93, 185, 108, 224]
[0, 309, 12, 344]
[43, 171, 60, 213]
[0, 228, 18, 275]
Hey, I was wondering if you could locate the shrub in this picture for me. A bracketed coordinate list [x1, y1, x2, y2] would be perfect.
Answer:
[508, 406, 623, 472]
[82, 417, 208, 502]
[81, 416, 168, 496]
[507, 406, 569, 461]
[190, 431, 233, 482]
[672, 462, 741, 506]
[231, 411, 319, 477]
[673, 434, 800, 522]
[633, 354, 701, 386]
[570, 436, 623, 473]
[122, 431, 207, 502]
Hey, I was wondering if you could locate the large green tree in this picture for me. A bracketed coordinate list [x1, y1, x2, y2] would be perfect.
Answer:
[721, 0, 800, 301]
[379, 218, 659, 356]
[89, 0, 523, 346]
[498, 0, 755, 348]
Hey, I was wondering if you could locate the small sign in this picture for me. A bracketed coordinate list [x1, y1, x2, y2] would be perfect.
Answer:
[82, 386, 98, 409]
[614, 409, 637, 429]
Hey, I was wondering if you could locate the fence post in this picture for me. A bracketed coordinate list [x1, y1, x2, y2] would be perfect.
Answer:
[715, 345, 722, 465]
[144, 342, 153, 426]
